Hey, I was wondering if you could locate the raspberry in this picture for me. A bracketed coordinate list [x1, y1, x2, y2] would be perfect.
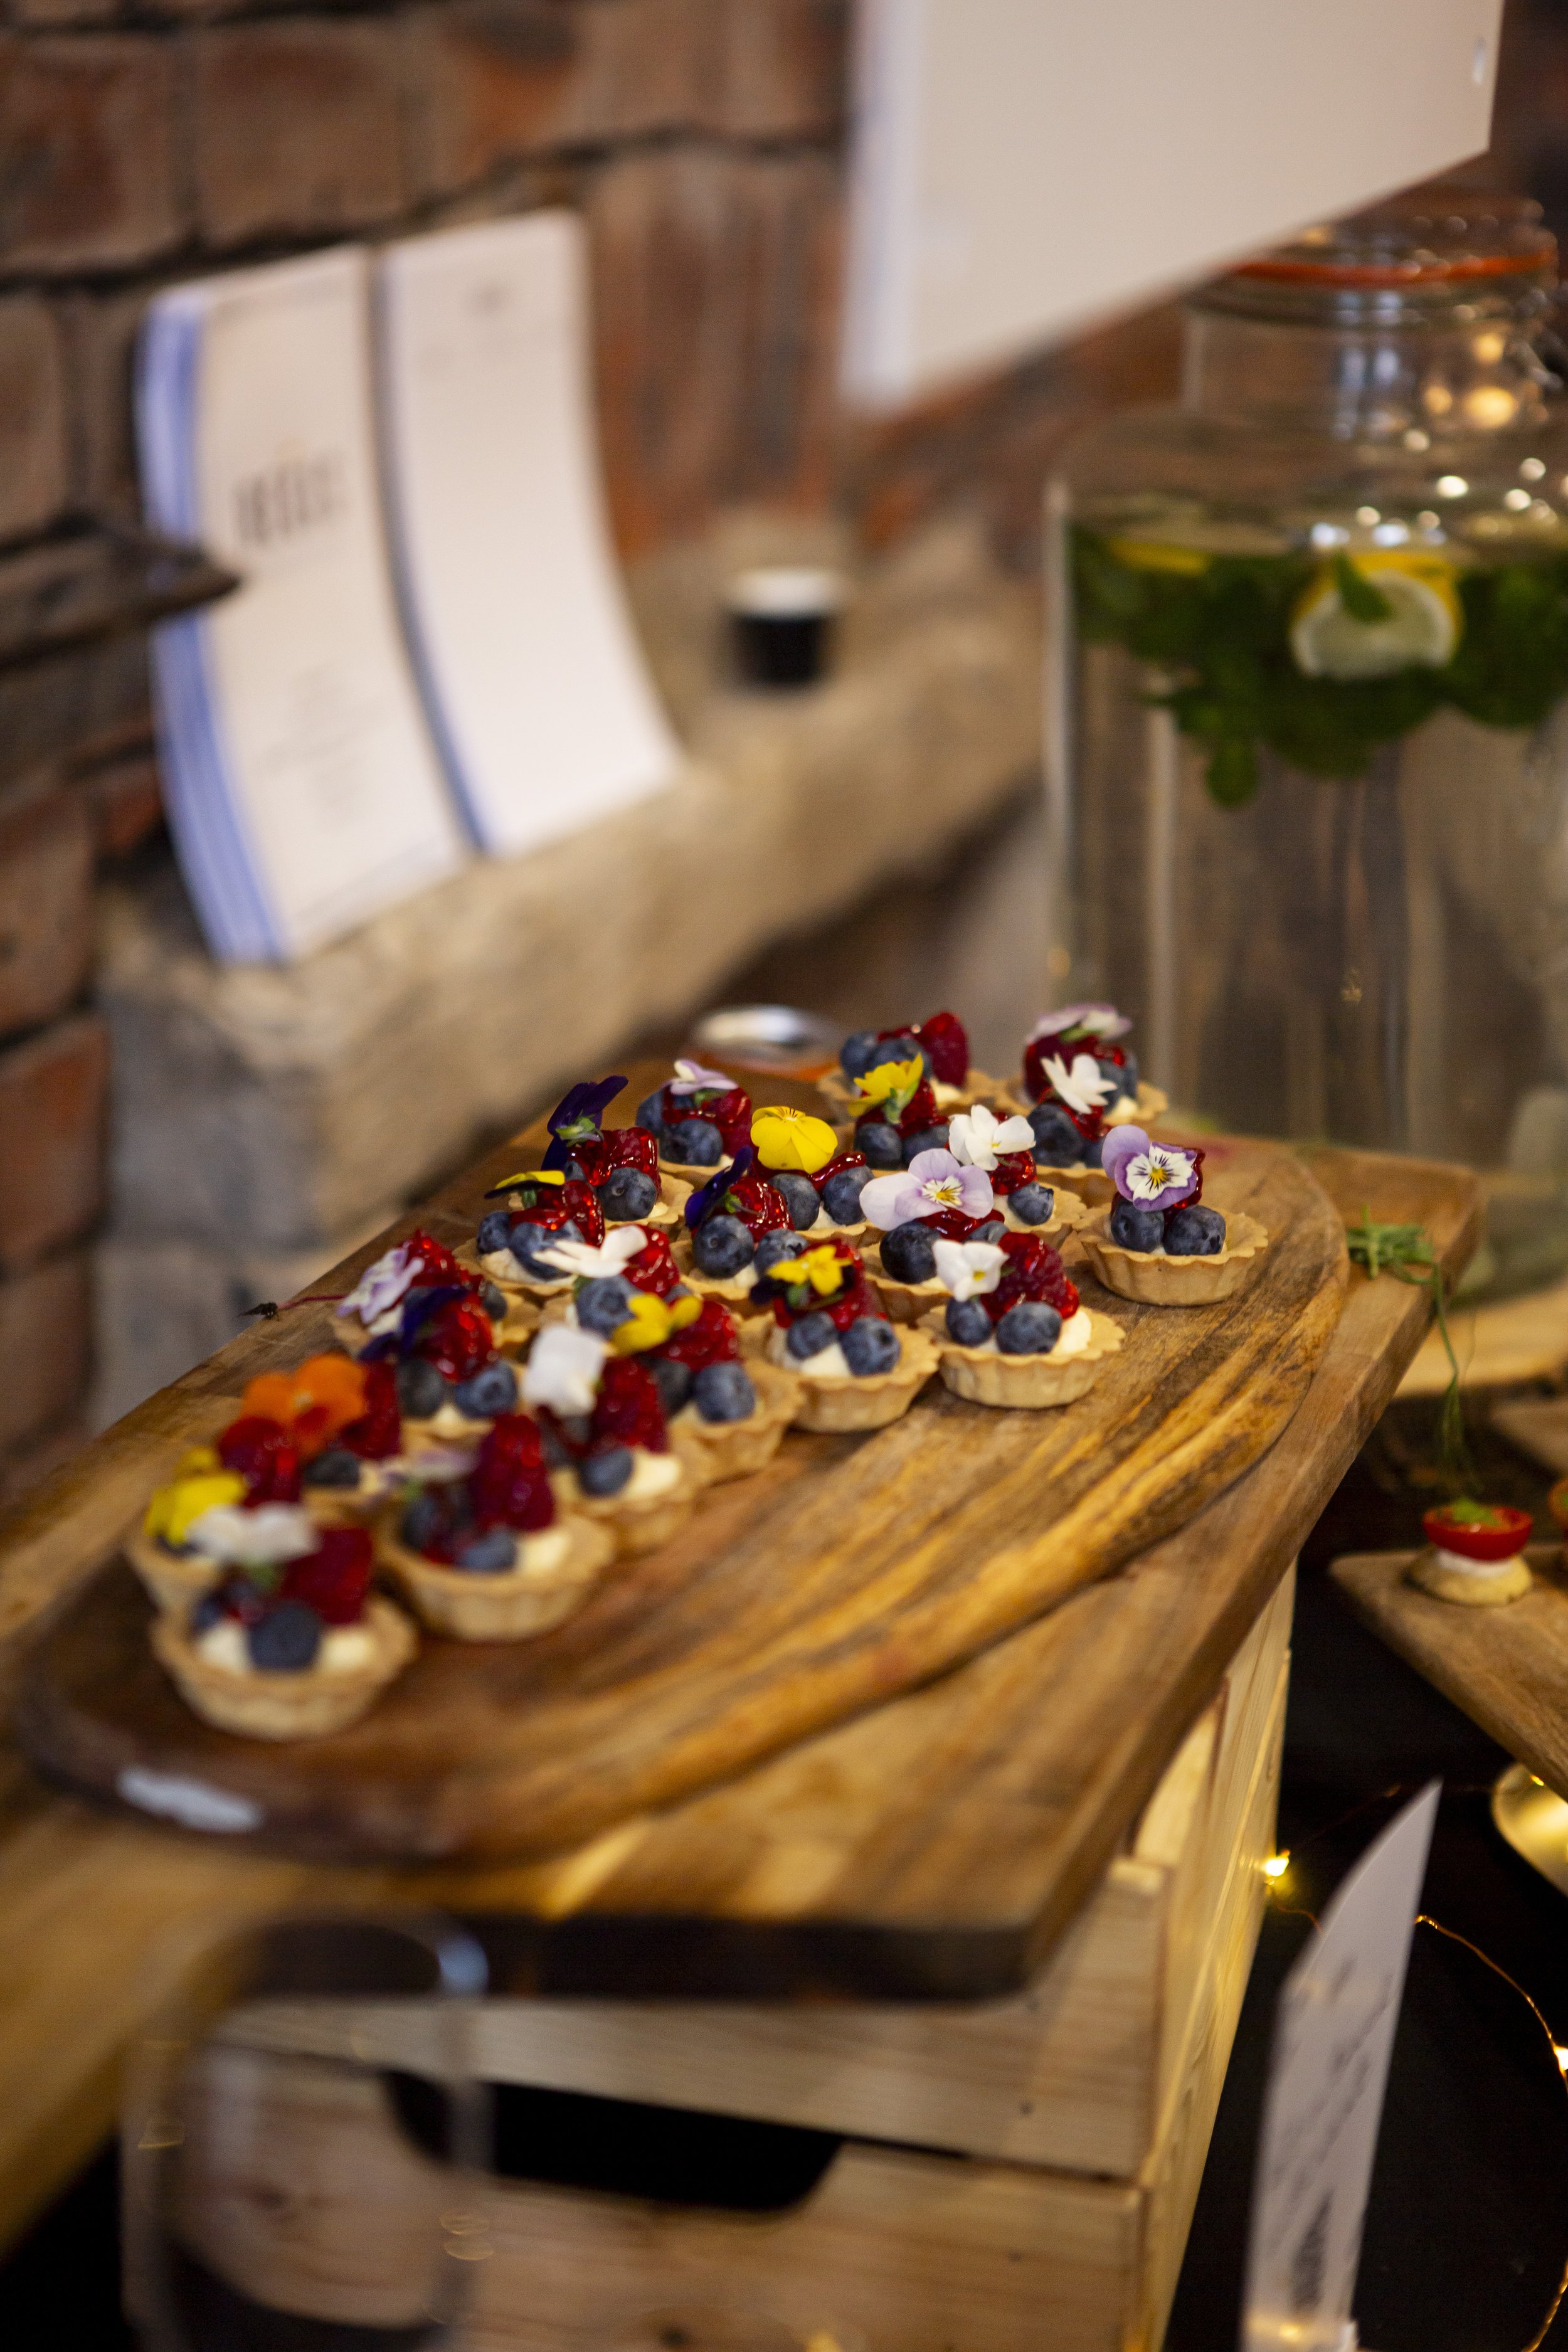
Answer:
[603, 1126, 660, 1180]
[217, 1415, 301, 1503]
[814, 1147, 868, 1193]
[413, 1296, 497, 1382]
[280, 1525, 372, 1624]
[990, 1150, 1037, 1197]
[591, 1357, 668, 1454]
[624, 1231, 684, 1297]
[988, 1234, 1076, 1323]
[917, 1010, 969, 1085]
[721, 1173, 792, 1241]
[659, 1083, 752, 1155]
[658, 1299, 739, 1370]
[340, 1359, 402, 1460]
[404, 1229, 467, 1288]
[470, 1412, 556, 1532]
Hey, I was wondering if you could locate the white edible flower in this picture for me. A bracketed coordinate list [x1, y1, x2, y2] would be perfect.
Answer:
[932, 1239, 1005, 1301]
[948, 1103, 1037, 1171]
[1042, 1052, 1114, 1119]
[185, 1502, 319, 1567]
[337, 1239, 420, 1326]
[523, 1323, 607, 1415]
[536, 1227, 647, 1282]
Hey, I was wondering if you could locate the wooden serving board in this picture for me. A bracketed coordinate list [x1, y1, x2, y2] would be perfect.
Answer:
[1331, 1542, 1568, 1794]
[16, 1106, 1346, 1865]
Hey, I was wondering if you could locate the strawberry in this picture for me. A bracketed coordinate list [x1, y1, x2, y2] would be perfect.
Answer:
[216, 1415, 301, 1503]
[280, 1525, 373, 1624]
[719, 1172, 792, 1241]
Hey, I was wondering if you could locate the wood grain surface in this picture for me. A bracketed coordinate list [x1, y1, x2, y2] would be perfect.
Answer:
[1332, 1542, 1568, 1793]
[16, 1088, 1345, 1867]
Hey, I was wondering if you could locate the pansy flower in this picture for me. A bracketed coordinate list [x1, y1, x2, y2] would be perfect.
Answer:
[483, 1167, 566, 1202]
[686, 1145, 757, 1231]
[609, 1290, 703, 1355]
[751, 1104, 839, 1175]
[543, 1076, 627, 1170]
[1101, 1125, 1200, 1209]
[770, 1242, 853, 1300]
[522, 1323, 608, 1416]
[948, 1103, 1037, 1172]
[144, 1453, 248, 1547]
[1027, 1004, 1131, 1045]
[1041, 1053, 1116, 1120]
[182, 1500, 319, 1569]
[667, 1057, 733, 1098]
[337, 1237, 423, 1328]
[852, 1054, 926, 1121]
[860, 1148, 994, 1232]
[932, 1238, 1005, 1301]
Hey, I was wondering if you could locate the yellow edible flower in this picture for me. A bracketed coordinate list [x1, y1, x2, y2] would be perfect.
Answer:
[610, 1293, 676, 1353]
[494, 1168, 565, 1194]
[667, 1291, 702, 1333]
[852, 1054, 923, 1109]
[144, 1467, 247, 1547]
[751, 1104, 839, 1175]
[780, 1244, 847, 1298]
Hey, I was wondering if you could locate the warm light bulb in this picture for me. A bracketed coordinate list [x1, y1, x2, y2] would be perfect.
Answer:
[1555, 2045, 1568, 2074]
[1436, 475, 1468, 498]
[1263, 1852, 1290, 1881]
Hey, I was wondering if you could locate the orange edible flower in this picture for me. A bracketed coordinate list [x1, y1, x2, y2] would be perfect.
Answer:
[239, 1353, 367, 1459]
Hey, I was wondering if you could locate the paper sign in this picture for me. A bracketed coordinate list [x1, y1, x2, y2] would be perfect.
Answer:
[1242, 1782, 1439, 2352]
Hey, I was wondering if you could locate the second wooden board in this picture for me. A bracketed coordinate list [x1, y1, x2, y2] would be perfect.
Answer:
[19, 1136, 1346, 1864]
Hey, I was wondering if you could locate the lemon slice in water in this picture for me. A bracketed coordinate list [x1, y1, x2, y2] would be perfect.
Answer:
[1290, 550, 1461, 679]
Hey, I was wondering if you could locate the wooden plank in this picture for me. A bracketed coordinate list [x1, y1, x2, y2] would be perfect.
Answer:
[1330, 1542, 1568, 1794]
[1490, 1396, 1568, 1478]
[0, 1134, 1478, 2254]
[14, 1111, 1345, 1867]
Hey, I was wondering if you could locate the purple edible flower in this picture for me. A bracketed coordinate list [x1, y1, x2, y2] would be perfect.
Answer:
[686, 1145, 756, 1231]
[1101, 1125, 1200, 1209]
[860, 1148, 995, 1231]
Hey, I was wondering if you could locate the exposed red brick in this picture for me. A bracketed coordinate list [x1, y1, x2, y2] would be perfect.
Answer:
[59, 285, 149, 522]
[193, 21, 408, 245]
[0, 1251, 92, 1451]
[408, 0, 581, 198]
[0, 36, 184, 272]
[0, 1012, 109, 1273]
[715, 0, 847, 139]
[0, 785, 93, 1041]
[588, 147, 842, 555]
[81, 749, 164, 861]
[569, 0, 719, 142]
[0, 299, 69, 541]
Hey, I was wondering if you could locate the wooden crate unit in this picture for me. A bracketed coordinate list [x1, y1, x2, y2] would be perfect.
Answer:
[231, 1572, 1293, 2352]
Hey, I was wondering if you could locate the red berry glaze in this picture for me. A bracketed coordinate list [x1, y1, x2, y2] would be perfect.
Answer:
[716, 1172, 792, 1241]
[280, 1525, 374, 1623]
[470, 1413, 556, 1533]
[916, 1010, 969, 1085]
[217, 1415, 302, 1503]
[987, 1233, 1079, 1325]
[590, 1357, 669, 1455]
[660, 1083, 753, 1155]
[623, 1231, 685, 1298]
[990, 1150, 1037, 1197]
[339, 1359, 402, 1460]
[412, 1296, 496, 1382]
[657, 1298, 740, 1370]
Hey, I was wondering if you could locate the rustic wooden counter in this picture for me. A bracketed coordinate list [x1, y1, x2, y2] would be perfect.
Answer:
[0, 1073, 1479, 2254]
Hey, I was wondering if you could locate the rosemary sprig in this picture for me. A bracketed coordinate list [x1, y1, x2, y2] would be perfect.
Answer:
[1345, 1208, 1473, 1491]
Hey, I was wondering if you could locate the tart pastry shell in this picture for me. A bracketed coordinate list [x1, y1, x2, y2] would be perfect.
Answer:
[548, 1453, 699, 1557]
[670, 1237, 770, 1315]
[872, 1196, 1084, 1324]
[1407, 1546, 1532, 1608]
[670, 1360, 801, 1484]
[151, 1596, 416, 1741]
[376, 1513, 613, 1640]
[788, 1325, 940, 1434]
[1078, 1209, 1269, 1306]
[125, 1525, 221, 1614]
[919, 1306, 1124, 1409]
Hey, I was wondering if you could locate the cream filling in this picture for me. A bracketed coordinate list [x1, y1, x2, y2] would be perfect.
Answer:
[482, 1246, 571, 1292]
[1101, 1091, 1141, 1128]
[518, 1525, 574, 1574]
[417, 1402, 491, 1441]
[954, 1305, 1094, 1359]
[764, 1323, 903, 1382]
[194, 1620, 377, 1678]
[695, 1257, 758, 1295]
[1430, 1544, 1527, 1582]
[622, 1449, 684, 1502]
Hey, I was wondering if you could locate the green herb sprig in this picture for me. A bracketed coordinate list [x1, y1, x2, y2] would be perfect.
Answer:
[1345, 1208, 1473, 1492]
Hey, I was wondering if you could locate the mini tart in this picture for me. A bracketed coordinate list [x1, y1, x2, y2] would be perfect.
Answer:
[1078, 1209, 1269, 1306]
[1407, 1545, 1533, 1607]
[1000, 1189, 1088, 1241]
[606, 1170, 692, 1229]
[768, 1323, 940, 1434]
[669, 1359, 801, 1485]
[548, 1449, 698, 1557]
[464, 1237, 575, 1308]
[670, 1237, 771, 1316]
[918, 1306, 1123, 1409]
[337, 1295, 522, 1360]
[375, 1512, 614, 1640]
[1106, 1081, 1170, 1129]
[872, 1202, 1083, 1325]
[150, 1596, 416, 1741]
[300, 1456, 401, 1528]
[125, 1523, 221, 1614]
[817, 1066, 1012, 1117]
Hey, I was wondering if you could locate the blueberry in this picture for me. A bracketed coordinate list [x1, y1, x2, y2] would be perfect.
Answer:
[995, 1301, 1062, 1356]
[455, 1526, 518, 1574]
[1081, 1137, 1104, 1168]
[401, 1490, 448, 1551]
[576, 1274, 634, 1335]
[972, 1217, 1006, 1244]
[189, 1589, 227, 1634]
[1096, 1056, 1128, 1103]
[247, 1602, 323, 1673]
[1163, 1203, 1226, 1257]
[635, 1089, 667, 1134]
[858, 1120, 903, 1168]
[1028, 1104, 1084, 1165]
[901, 1126, 949, 1164]
[693, 1214, 753, 1278]
[396, 1357, 448, 1419]
[512, 1219, 583, 1279]
[479, 1279, 508, 1321]
[1110, 1197, 1165, 1253]
[787, 1310, 838, 1360]
[820, 1166, 871, 1225]
[841, 1316, 900, 1376]
[580, 1446, 634, 1497]
[1007, 1182, 1056, 1227]
[538, 1419, 575, 1469]
[559, 1157, 589, 1184]
[693, 1362, 756, 1422]
[600, 1166, 659, 1221]
[839, 1029, 882, 1078]
[453, 1360, 518, 1418]
[945, 1297, 992, 1347]
[879, 1222, 936, 1283]
[754, 1229, 809, 1276]
[667, 1117, 723, 1167]
[477, 1209, 515, 1257]
[303, 1446, 360, 1489]
[770, 1170, 820, 1231]
[650, 1355, 694, 1418]
[1120, 1051, 1142, 1094]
